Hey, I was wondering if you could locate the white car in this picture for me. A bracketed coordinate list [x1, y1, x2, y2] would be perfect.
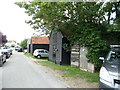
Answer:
[33, 49, 49, 58]
[99, 45, 120, 89]
[0, 47, 12, 58]
[0, 50, 6, 67]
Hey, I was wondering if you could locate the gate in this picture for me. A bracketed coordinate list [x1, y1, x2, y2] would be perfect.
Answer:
[71, 44, 80, 67]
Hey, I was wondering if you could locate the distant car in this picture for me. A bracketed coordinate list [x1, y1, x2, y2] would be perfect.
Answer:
[99, 45, 120, 89]
[15, 47, 19, 51]
[33, 49, 49, 58]
[10, 47, 15, 51]
[0, 50, 6, 67]
[17, 47, 23, 52]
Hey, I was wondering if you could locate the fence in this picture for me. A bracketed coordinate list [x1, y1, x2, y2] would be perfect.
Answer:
[71, 45, 95, 73]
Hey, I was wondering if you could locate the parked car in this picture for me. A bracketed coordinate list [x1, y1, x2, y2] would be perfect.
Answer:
[3, 46, 12, 55]
[33, 49, 49, 58]
[10, 47, 15, 51]
[1, 49, 11, 59]
[15, 47, 19, 51]
[99, 45, 120, 89]
[0, 50, 6, 67]
[0, 47, 11, 58]
[17, 47, 23, 52]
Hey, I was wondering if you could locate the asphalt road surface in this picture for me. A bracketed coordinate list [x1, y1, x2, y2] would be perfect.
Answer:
[0, 51, 69, 88]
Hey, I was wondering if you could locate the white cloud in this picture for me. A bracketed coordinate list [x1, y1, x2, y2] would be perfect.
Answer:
[0, 0, 34, 43]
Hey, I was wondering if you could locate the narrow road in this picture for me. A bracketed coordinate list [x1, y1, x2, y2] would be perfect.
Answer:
[1, 51, 69, 88]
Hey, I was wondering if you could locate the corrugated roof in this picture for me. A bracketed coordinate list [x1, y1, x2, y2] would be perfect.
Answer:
[32, 37, 50, 44]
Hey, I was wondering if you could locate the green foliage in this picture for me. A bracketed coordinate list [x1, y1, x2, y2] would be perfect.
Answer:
[16, 2, 120, 68]
[63, 43, 71, 51]
[20, 39, 28, 49]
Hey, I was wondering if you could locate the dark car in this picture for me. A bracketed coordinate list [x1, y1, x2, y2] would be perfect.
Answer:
[0, 50, 6, 67]
[17, 47, 23, 52]
[99, 45, 120, 89]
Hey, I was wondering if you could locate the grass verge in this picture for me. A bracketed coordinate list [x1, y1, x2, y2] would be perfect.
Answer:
[37, 60, 99, 83]
[24, 53, 48, 60]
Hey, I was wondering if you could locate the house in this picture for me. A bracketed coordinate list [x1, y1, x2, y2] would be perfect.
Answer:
[49, 32, 71, 65]
[49, 32, 95, 72]
[5, 40, 18, 47]
[27, 37, 50, 54]
[0, 32, 7, 47]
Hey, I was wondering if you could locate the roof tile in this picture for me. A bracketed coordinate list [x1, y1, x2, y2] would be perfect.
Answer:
[32, 37, 50, 44]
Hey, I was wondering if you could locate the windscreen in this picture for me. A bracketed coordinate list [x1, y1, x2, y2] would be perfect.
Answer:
[109, 48, 120, 62]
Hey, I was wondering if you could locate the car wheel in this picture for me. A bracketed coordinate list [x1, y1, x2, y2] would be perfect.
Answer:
[37, 55, 41, 59]
[0, 60, 3, 67]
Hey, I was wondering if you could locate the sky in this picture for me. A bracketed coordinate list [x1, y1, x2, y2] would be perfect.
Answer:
[0, 0, 34, 43]
[0, 0, 116, 43]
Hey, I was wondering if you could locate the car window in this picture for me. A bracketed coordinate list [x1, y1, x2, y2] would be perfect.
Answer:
[1, 47, 9, 49]
[1, 47, 5, 49]
[44, 50, 48, 53]
[106, 50, 120, 62]
[38, 50, 44, 53]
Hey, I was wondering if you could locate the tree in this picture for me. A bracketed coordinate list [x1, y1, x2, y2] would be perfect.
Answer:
[20, 39, 28, 49]
[15, 1, 120, 68]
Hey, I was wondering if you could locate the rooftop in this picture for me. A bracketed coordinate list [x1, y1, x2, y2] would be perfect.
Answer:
[31, 37, 50, 44]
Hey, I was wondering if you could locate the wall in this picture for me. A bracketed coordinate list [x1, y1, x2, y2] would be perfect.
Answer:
[71, 44, 80, 67]
[80, 47, 95, 73]
[71, 45, 95, 73]
[55, 32, 62, 64]
[48, 32, 71, 65]
[48, 33, 54, 62]
[27, 39, 31, 53]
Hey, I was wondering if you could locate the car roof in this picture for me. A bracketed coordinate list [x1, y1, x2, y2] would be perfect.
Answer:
[0, 49, 8, 52]
[110, 45, 120, 51]
[35, 49, 46, 51]
[110, 45, 120, 48]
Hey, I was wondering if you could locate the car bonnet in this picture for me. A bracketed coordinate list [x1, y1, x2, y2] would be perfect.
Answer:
[104, 61, 120, 78]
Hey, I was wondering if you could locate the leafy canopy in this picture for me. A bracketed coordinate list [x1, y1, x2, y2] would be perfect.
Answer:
[15, 1, 120, 68]
[20, 39, 28, 49]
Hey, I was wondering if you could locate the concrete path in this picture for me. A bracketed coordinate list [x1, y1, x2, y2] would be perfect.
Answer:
[1, 51, 69, 88]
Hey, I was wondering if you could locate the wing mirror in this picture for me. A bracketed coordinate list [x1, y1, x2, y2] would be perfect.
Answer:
[99, 57, 105, 62]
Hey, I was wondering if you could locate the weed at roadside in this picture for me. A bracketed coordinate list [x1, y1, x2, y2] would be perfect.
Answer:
[37, 60, 99, 83]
